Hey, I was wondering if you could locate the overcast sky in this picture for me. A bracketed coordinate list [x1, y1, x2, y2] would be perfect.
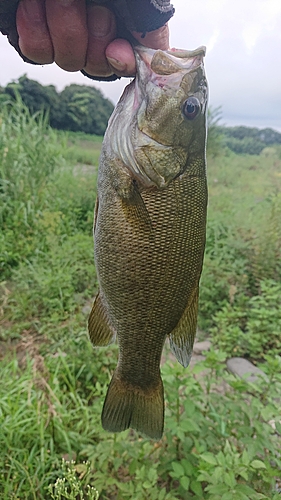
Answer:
[0, 0, 281, 131]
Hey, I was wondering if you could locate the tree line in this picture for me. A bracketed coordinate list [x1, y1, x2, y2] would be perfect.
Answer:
[208, 107, 281, 156]
[1, 77, 280, 154]
[0, 75, 114, 136]
[218, 124, 281, 155]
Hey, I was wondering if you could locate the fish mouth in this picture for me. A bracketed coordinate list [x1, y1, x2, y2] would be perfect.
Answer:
[133, 45, 206, 105]
[134, 45, 206, 81]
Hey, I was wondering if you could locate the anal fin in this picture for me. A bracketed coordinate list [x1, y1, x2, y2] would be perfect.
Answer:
[88, 292, 116, 347]
[168, 287, 199, 368]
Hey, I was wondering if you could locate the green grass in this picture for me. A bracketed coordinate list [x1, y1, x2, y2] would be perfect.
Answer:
[1, 342, 280, 499]
[59, 130, 103, 166]
[0, 100, 281, 499]
[207, 150, 281, 229]
[199, 150, 281, 338]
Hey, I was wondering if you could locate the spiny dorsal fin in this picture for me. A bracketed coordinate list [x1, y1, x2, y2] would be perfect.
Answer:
[88, 292, 116, 347]
[168, 287, 199, 368]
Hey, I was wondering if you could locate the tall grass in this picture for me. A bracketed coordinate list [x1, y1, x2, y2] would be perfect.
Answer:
[0, 99, 98, 280]
[0, 98, 66, 277]
[0, 98, 64, 224]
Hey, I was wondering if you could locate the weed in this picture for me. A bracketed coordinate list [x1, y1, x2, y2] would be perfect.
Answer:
[212, 279, 281, 358]
[48, 459, 99, 500]
[0, 348, 280, 498]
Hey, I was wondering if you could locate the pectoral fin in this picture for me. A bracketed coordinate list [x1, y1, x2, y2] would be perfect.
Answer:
[88, 292, 116, 346]
[109, 158, 153, 235]
[122, 179, 153, 234]
[168, 288, 199, 368]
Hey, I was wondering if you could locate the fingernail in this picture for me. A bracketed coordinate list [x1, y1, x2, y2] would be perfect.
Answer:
[89, 6, 113, 37]
[106, 57, 127, 71]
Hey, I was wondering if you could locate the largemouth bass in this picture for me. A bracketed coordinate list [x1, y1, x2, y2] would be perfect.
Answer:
[89, 45, 208, 440]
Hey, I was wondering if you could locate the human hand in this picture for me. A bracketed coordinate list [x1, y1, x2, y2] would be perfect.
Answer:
[16, 0, 169, 78]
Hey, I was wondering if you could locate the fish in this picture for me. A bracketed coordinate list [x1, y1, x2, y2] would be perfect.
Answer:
[88, 45, 208, 440]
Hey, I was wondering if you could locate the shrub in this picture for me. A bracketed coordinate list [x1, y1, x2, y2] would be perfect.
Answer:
[211, 279, 281, 359]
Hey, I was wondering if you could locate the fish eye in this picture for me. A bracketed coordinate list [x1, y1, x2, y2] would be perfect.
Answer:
[182, 97, 201, 120]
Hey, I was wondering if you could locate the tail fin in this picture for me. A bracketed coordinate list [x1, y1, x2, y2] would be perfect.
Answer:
[101, 372, 164, 440]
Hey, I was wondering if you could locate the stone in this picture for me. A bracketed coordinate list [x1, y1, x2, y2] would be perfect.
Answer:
[227, 357, 269, 383]
[193, 340, 211, 355]
[190, 354, 206, 367]
[82, 303, 92, 315]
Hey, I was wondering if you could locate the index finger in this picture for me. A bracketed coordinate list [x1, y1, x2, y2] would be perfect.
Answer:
[132, 24, 169, 50]
[46, 0, 88, 71]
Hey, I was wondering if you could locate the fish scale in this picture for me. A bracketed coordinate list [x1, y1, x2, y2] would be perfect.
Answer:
[88, 45, 208, 439]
